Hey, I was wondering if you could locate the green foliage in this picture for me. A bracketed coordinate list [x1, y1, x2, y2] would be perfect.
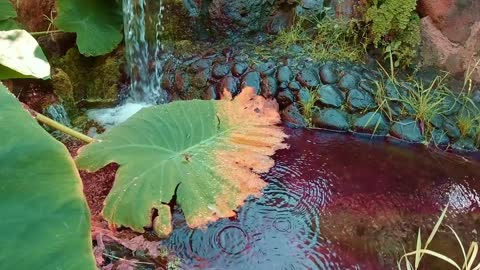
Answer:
[0, 83, 96, 270]
[76, 89, 287, 237]
[274, 11, 365, 62]
[307, 14, 365, 62]
[400, 76, 449, 127]
[0, 0, 16, 21]
[274, 16, 309, 51]
[0, 29, 50, 79]
[54, 0, 123, 56]
[299, 87, 320, 128]
[364, 0, 421, 67]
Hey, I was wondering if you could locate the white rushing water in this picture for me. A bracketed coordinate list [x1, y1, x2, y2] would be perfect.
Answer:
[88, 0, 167, 129]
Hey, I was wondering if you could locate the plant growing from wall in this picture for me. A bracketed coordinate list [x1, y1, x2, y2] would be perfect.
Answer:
[363, 0, 421, 67]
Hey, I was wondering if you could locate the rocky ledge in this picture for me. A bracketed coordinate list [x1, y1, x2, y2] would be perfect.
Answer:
[159, 44, 480, 153]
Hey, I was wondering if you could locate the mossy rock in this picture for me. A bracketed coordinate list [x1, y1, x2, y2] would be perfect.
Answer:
[51, 68, 77, 117]
[162, 0, 199, 41]
[50, 47, 123, 111]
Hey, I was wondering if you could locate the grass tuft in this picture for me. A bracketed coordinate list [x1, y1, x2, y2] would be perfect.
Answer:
[398, 205, 480, 270]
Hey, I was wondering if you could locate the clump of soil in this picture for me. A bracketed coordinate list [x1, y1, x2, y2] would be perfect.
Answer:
[65, 140, 117, 218]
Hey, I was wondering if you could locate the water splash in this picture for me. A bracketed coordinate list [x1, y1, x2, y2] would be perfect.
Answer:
[123, 0, 168, 104]
[44, 104, 71, 127]
[87, 0, 168, 129]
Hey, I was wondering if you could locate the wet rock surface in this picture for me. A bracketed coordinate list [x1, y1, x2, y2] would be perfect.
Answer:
[390, 119, 424, 143]
[353, 112, 390, 136]
[317, 85, 344, 108]
[313, 109, 350, 131]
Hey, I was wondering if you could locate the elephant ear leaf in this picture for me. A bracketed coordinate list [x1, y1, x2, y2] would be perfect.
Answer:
[0, 30, 50, 79]
[76, 88, 288, 237]
[54, 0, 123, 56]
[0, 83, 96, 270]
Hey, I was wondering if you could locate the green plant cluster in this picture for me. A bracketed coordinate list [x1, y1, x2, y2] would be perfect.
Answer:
[398, 205, 480, 270]
[364, 0, 421, 67]
[372, 59, 480, 147]
[273, 11, 365, 63]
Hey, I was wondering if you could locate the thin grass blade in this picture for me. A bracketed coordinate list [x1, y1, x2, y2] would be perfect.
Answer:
[415, 229, 422, 268]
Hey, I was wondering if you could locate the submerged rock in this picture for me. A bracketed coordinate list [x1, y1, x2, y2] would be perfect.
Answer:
[354, 112, 390, 136]
[312, 109, 350, 131]
[390, 119, 424, 143]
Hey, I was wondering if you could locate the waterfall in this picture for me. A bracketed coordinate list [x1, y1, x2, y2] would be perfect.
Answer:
[123, 0, 168, 104]
[44, 104, 72, 127]
[86, 0, 169, 130]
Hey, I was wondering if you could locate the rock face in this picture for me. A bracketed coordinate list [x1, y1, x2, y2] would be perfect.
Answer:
[208, 0, 273, 36]
[419, 0, 480, 82]
[184, 0, 333, 37]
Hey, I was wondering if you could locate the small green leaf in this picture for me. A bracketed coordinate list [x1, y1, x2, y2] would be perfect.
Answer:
[0, 29, 50, 79]
[54, 0, 123, 56]
[0, 83, 96, 270]
[76, 88, 288, 237]
[0, 0, 16, 21]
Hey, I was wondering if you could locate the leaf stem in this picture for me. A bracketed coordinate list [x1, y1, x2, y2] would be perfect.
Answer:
[29, 30, 62, 36]
[35, 112, 94, 143]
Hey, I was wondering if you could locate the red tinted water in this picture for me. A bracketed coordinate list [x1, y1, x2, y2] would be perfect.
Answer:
[163, 129, 480, 269]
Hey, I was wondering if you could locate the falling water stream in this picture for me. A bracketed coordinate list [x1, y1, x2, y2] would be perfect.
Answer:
[87, 0, 168, 128]
[123, 0, 168, 104]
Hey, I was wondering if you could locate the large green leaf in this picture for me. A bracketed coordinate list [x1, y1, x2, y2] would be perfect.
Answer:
[0, 0, 16, 21]
[76, 88, 288, 237]
[0, 29, 50, 79]
[0, 18, 23, 31]
[0, 83, 96, 270]
[54, 0, 123, 56]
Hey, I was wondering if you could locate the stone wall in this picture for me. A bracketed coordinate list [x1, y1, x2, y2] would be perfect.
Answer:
[418, 0, 480, 82]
